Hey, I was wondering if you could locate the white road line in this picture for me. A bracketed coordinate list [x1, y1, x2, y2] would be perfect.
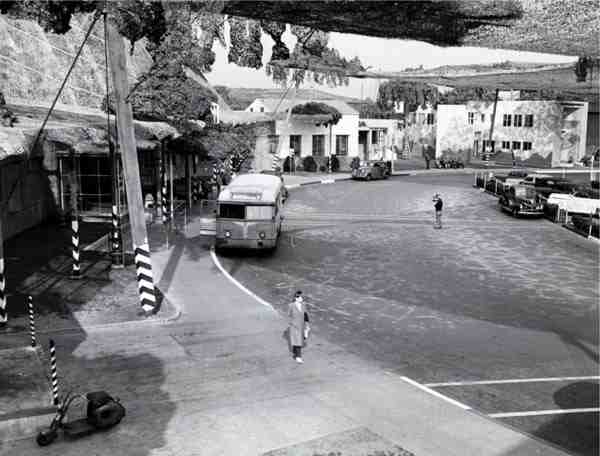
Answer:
[210, 248, 275, 311]
[400, 376, 472, 410]
[489, 408, 600, 418]
[424, 376, 600, 387]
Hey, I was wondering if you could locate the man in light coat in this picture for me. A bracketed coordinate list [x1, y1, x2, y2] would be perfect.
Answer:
[288, 291, 309, 363]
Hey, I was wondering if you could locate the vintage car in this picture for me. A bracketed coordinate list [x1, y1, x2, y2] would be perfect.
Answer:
[498, 184, 545, 216]
[519, 175, 575, 198]
[351, 161, 390, 181]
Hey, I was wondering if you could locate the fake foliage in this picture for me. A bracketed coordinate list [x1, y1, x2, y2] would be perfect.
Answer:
[291, 102, 342, 126]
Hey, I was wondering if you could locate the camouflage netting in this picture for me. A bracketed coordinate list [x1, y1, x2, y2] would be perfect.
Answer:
[223, 0, 599, 57]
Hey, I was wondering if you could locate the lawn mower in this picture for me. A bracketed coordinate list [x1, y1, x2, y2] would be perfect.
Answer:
[36, 390, 125, 446]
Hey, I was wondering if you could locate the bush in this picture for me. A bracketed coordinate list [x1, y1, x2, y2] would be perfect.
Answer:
[302, 156, 317, 172]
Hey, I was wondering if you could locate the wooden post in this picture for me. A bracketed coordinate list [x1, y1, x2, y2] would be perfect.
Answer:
[106, 22, 157, 314]
[185, 153, 191, 211]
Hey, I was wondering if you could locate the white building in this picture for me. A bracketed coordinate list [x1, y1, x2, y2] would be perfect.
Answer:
[246, 98, 401, 169]
[436, 99, 589, 167]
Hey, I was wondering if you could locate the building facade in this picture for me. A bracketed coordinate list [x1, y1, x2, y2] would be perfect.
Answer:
[436, 100, 589, 167]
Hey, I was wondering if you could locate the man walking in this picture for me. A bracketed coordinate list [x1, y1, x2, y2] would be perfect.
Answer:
[433, 193, 443, 229]
[288, 291, 309, 363]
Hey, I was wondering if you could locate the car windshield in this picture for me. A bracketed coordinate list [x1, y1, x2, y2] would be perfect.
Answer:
[515, 186, 537, 198]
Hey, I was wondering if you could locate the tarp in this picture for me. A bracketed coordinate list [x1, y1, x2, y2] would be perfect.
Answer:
[547, 193, 600, 214]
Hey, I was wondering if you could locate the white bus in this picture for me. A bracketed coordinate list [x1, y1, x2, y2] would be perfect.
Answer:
[215, 173, 285, 250]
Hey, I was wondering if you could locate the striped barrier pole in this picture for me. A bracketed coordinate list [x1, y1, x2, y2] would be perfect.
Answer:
[49, 339, 60, 409]
[71, 216, 81, 279]
[111, 204, 124, 268]
[28, 295, 36, 347]
[212, 163, 218, 184]
[161, 161, 169, 224]
[0, 256, 6, 325]
[272, 154, 279, 171]
[192, 177, 198, 202]
[134, 243, 157, 314]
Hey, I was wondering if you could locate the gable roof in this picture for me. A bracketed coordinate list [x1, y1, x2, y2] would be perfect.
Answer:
[252, 98, 358, 116]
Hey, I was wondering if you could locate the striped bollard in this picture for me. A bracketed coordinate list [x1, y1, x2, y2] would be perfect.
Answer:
[212, 163, 218, 184]
[271, 154, 279, 171]
[111, 205, 124, 268]
[71, 216, 81, 279]
[161, 162, 169, 224]
[0, 256, 6, 325]
[28, 295, 36, 347]
[135, 244, 157, 315]
[49, 339, 60, 409]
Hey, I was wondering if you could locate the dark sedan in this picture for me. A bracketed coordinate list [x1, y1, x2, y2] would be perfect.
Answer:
[499, 184, 545, 217]
[351, 161, 390, 181]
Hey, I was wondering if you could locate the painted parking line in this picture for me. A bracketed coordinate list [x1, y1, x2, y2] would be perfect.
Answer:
[401, 376, 472, 410]
[489, 408, 600, 418]
[424, 376, 600, 387]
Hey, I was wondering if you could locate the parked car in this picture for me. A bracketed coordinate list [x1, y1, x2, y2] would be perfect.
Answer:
[520, 175, 575, 198]
[498, 184, 545, 217]
[351, 161, 390, 181]
[493, 170, 528, 194]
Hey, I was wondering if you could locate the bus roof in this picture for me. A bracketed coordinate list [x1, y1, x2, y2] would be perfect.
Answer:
[218, 173, 282, 203]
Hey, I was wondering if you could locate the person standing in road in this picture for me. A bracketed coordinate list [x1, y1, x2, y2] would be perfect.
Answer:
[288, 291, 309, 363]
[433, 193, 443, 229]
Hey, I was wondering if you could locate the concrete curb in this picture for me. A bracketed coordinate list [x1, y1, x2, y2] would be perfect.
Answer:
[0, 410, 56, 442]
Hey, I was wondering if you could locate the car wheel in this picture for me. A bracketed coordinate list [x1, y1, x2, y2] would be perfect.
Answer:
[366, 174, 372, 181]
[512, 207, 519, 217]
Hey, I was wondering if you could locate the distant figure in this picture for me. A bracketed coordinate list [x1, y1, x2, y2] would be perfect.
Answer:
[287, 291, 310, 363]
[433, 193, 443, 229]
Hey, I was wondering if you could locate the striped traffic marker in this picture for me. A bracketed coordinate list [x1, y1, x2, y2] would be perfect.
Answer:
[161, 162, 169, 224]
[212, 163, 218, 184]
[271, 154, 280, 171]
[71, 216, 81, 279]
[0, 256, 6, 325]
[111, 204, 124, 268]
[49, 339, 60, 409]
[134, 243, 157, 314]
[28, 295, 36, 347]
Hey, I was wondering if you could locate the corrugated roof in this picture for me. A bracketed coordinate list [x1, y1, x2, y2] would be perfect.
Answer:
[254, 98, 358, 116]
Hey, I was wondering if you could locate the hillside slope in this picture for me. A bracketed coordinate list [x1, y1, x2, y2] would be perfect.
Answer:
[0, 14, 151, 109]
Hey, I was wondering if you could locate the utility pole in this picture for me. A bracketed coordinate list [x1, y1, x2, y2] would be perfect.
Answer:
[106, 20, 157, 315]
[488, 88, 500, 163]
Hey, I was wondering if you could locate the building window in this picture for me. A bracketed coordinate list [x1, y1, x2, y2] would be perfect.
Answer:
[468, 112, 475, 124]
[64, 156, 113, 214]
[512, 141, 521, 150]
[502, 141, 510, 150]
[312, 135, 325, 156]
[503, 114, 511, 127]
[268, 135, 279, 154]
[514, 114, 523, 127]
[289, 135, 301, 156]
[523, 141, 532, 151]
[426, 113, 435, 125]
[250, 108, 253, 112]
[335, 135, 349, 156]
[525, 114, 534, 127]
[260, 106, 264, 112]
[371, 130, 378, 144]
[481, 114, 485, 123]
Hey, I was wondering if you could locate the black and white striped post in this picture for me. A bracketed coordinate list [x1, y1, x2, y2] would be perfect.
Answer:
[135, 243, 157, 314]
[49, 339, 60, 409]
[0, 255, 6, 326]
[212, 163, 218, 184]
[28, 295, 36, 348]
[71, 216, 81, 279]
[161, 161, 169, 224]
[271, 154, 279, 171]
[111, 204, 124, 268]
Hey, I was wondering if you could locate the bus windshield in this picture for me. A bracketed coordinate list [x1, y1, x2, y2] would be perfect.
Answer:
[219, 204, 274, 220]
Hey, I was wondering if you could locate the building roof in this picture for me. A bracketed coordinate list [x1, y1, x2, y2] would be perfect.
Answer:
[252, 98, 358, 116]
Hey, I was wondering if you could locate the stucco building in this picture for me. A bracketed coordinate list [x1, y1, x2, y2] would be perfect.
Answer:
[436, 99, 589, 167]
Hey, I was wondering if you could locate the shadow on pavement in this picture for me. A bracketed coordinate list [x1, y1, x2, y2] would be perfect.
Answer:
[532, 381, 599, 456]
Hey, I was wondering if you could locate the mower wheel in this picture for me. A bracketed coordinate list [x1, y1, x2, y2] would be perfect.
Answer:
[36, 429, 58, 446]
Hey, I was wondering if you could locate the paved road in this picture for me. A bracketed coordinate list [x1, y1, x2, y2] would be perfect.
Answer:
[217, 174, 599, 456]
